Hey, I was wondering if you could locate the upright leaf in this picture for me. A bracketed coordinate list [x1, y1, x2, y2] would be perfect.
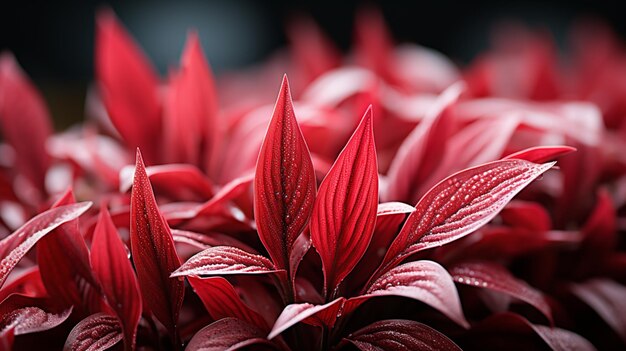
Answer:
[344, 319, 462, 351]
[377, 159, 554, 277]
[64, 313, 123, 351]
[187, 318, 276, 351]
[0, 202, 92, 288]
[254, 76, 316, 273]
[164, 32, 219, 168]
[95, 10, 161, 163]
[129, 150, 184, 340]
[92, 207, 142, 351]
[311, 107, 378, 296]
[0, 53, 52, 194]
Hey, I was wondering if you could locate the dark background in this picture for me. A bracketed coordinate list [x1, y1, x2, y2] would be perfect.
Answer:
[1, 0, 624, 127]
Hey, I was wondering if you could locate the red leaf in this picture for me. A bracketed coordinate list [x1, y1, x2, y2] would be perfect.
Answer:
[187, 318, 277, 351]
[254, 76, 316, 273]
[129, 150, 184, 340]
[171, 246, 281, 277]
[95, 10, 161, 163]
[187, 276, 269, 331]
[268, 298, 345, 339]
[64, 313, 123, 351]
[37, 190, 101, 315]
[91, 207, 142, 351]
[171, 229, 256, 254]
[0, 202, 92, 288]
[571, 279, 626, 343]
[581, 189, 617, 254]
[120, 164, 215, 201]
[164, 32, 219, 169]
[311, 106, 378, 296]
[385, 83, 461, 203]
[0, 295, 72, 337]
[500, 200, 552, 232]
[378, 159, 555, 276]
[0, 268, 45, 302]
[344, 319, 461, 351]
[449, 261, 552, 323]
[503, 145, 577, 163]
[0, 53, 52, 194]
[353, 260, 468, 328]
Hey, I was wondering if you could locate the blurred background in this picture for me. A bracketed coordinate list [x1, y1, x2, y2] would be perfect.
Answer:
[1, 0, 624, 129]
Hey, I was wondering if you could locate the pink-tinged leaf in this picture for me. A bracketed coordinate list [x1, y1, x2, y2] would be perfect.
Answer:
[289, 232, 311, 286]
[120, 164, 214, 201]
[472, 313, 596, 351]
[581, 189, 617, 254]
[354, 260, 468, 328]
[344, 319, 461, 351]
[571, 279, 626, 342]
[376, 202, 416, 216]
[0, 268, 45, 302]
[164, 32, 219, 169]
[95, 10, 161, 163]
[504, 145, 577, 163]
[91, 207, 142, 351]
[187, 318, 277, 351]
[129, 150, 184, 339]
[64, 313, 123, 351]
[37, 190, 101, 315]
[288, 16, 340, 85]
[254, 76, 316, 273]
[0, 53, 52, 194]
[449, 261, 552, 323]
[187, 276, 268, 331]
[0, 295, 72, 337]
[385, 83, 462, 203]
[378, 159, 555, 276]
[0, 202, 92, 288]
[311, 107, 378, 296]
[171, 246, 280, 277]
[500, 200, 552, 232]
[268, 298, 345, 339]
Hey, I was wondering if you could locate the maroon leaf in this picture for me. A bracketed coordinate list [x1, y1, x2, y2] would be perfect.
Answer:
[0, 294, 72, 337]
[91, 207, 142, 351]
[378, 159, 555, 276]
[171, 229, 256, 254]
[449, 261, 552, 323]
[0, 268, 45, 302]
[0, 53, 52, 194]
[503, 145, 577, 163]
[311, 106, 378, 296]
[385, 83, 461, 203]
[171, 246, 281, 277]
[268, 298, 345, 339]
[96, 10, 161, 163]
[129, 150, 184, 339]
[581, 189, 617, 254]
[571, 279, 626, 343]
[187, 276, 269, 331]
[344, 319, 461, 351]
[120, 164, 215, 201]
[353, 260, 468, 328]
[254, 76, 316, 274]
[64, 313, 123, 351]
[500, 200, 552, 232]
[164, 31, 219, 169]
[187, 318, 277, 351]
[0, 202, 92, 288]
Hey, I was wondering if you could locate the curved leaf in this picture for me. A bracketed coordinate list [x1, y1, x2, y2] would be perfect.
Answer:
[450, 261, 552, 323]
[344, 319, 461, 351]
[254, 76, 316, 273]
[268, 298, 345, 339]
[354, 260, 468, 328]
[0, 202, 92, 288]
[187, 318, 276, 351]
[378, 159, 555, 276]
[0, 53, 52, 194]
[0, 295, 72, 337]
[187, 276, 268, 331]
[164, 31, 218, 168]
[311, 106, 378, 296]
[503, 146, 576, 163]
[95, 9, 161, 163]
[92, 207, 142, 350]
[64, 313, 123, 351]
[129, 150, 184, 339]
[120, 164, 214, 200]
[571, 279, 626, 343]
[171, 246, 280, 277]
